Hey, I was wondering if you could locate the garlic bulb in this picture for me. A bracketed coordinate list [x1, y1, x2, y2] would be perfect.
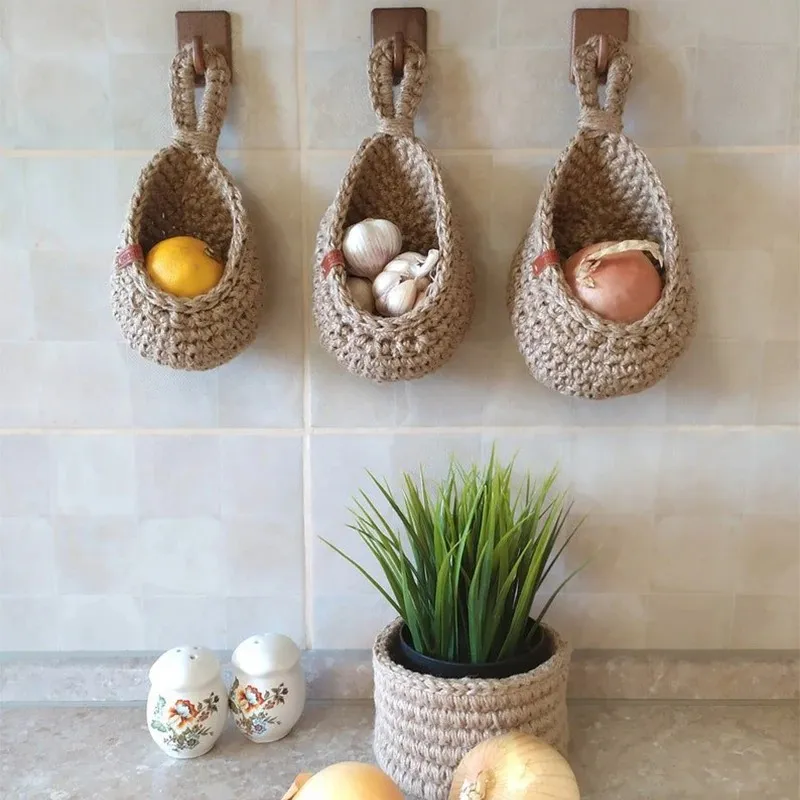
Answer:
[342, 219, 402, 279]
[346, 276, 375, 313]
[374, 273, 430, 317]
[383, 249, 440, 279]
[448, 733, 580, 800]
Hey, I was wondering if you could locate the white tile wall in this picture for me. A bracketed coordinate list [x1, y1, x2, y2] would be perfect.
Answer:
[0, 0, 797, 653]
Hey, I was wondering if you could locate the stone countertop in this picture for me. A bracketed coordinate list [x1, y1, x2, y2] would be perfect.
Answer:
[1, 701, 797, 799]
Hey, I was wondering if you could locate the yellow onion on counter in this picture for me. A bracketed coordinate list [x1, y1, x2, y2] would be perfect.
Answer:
[448, 733, 580, 800]
[292, 762, 404, 800]
[563, 240, 663, 324]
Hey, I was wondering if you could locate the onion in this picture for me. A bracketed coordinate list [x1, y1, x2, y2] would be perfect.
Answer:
[449, 733, 580, 800]
[563, 240, 662, 323]
[296, 762, 404, 800]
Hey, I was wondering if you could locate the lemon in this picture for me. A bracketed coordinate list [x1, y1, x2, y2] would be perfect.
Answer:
[146, 236, 224, 298]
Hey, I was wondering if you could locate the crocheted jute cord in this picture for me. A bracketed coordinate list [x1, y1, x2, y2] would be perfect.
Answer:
[508, 37, 696, 399]
[313, 39, 474, 382]
[373, 619, 571, 800]
[111, 45, 263, 371]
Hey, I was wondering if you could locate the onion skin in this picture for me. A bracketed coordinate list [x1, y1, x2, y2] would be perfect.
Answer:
[296, 762, 403, 800]
[449, 733, 580, 800]
[563, 241, 662, 324]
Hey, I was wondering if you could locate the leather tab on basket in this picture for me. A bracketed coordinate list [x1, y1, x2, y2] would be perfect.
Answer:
[115, 244, 144, 270]
[533, 249, 560, 276]
[321, 249, 346, 278]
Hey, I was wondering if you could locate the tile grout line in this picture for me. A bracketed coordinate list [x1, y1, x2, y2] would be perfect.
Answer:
[295, 0, 314, 651]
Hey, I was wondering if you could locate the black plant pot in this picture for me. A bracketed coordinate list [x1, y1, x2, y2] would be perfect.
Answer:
[397, 621, 553, 679]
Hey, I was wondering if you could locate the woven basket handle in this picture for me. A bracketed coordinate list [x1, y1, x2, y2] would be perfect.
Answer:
[170, 44, 231, 154]
[573, 35, 632, 135]
[368, 38, 427, 138]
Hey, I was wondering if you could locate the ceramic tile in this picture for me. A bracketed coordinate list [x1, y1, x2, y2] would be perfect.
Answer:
[127, 352, 219, 429]
[218, 49, 299, 149]
[226, 596, 305, 649]
[756, 341, 800, 425]
[223, 517, 304, 598]
[0, 435, 51, 516]
[105, 0, 210, 54]
[53, 435, 136, 516]
[692, 46, 797, 146]
[766, 249, 799, 341]
[493, 47, 574, 149]
[143, 596, 228, 651]
[54, 516, 140, 595]
[664, 338, 761, 425]
[561, 514, 655, 594]
[136, 436, 221, 517]
[745, 431, 800, 517]
[225, 0, 296, 51]
[645, 593, 733, 649]
[0, 344, 41, 427]
[0, 598, 59, 651]
[30, 250, 120, 343]
[109, 53, 172, 150]
[0, 518, 55, 596]
[695, 0, 799, 45]
[651, 514, 739, 593]
[0, 158, 27, 248]
[732, 595, 800, 649]
[220, 435, 303, 519]
[140, 517, 226, 596]
[310, 593, 395, 649]
[304, 48, 375, 149]
[0, 50, 11, 147]
[14, 55, 113, 149]
[683, 153, 799, 253]
[416, 49, 498, 149]
[736, 515, 800, 597]
[0, 249, 34, 341]
[39, 343, 132, 428]
[657, 431, 750, 515]
[6, 0, 106, 53]
[24, 157, 118, 251]
[569, 430, 663, 515]
[57, 595, 145, 651]
[300, 0, 373, 51]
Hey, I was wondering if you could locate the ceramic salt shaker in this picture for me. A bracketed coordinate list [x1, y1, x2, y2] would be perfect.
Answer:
[146, 646, 228, 759]
[229, 633, 306, 742]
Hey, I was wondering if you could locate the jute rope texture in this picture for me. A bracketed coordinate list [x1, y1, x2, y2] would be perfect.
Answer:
[508, 36, 696, 399]
[313, 39, 474, 382]
[372, 620, 571, 800]
[111, 45, 263, 371]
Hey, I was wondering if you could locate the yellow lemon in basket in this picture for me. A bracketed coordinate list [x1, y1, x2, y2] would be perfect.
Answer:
[146, 236, 224, 298]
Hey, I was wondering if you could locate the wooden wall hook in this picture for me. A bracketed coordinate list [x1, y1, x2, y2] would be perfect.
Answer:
[570, 7, 629, 83]
[372, 7, 427, 85]
[176, 10, 233, 86]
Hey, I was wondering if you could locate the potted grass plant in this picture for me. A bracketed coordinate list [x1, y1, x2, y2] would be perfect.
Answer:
[322, 453, 584, 800]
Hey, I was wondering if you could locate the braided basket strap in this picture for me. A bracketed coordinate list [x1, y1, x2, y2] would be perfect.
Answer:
[573, 35, 632, 135]
[170, 44, 231, 154]
[368, 38, 427, 137]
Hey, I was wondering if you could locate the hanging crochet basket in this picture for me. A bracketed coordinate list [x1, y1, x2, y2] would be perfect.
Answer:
[509, 37, 696, 399]
[313, 40, 474, 382]
[111, 45, 263, 371]
[372, 619, 571, 800]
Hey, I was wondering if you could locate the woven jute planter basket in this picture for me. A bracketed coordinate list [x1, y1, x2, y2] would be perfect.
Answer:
[373, 619, 571, 800]
[111, 45, 263, 371]
[313, 40, 474, 382]
[509, 37, 696, 399]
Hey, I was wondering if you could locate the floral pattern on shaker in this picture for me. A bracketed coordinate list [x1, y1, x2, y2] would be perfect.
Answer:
[150, 691, 220, 752]
[229, 677, 288, 737]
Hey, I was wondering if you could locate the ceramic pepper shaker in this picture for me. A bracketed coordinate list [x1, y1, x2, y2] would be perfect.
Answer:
[146, 646, 228, 759]
[229, 633, 306, 743]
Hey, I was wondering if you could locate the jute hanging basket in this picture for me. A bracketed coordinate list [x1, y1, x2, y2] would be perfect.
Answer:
[313, 40, 474, 382]
[111, 45, 263, 371]
[373, 619, 571, 800]
[509, 37, 696, 399]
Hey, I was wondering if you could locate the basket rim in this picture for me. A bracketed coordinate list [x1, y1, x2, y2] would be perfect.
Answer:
[118, 146, 251, 314]
[372, 617, 571, 693]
